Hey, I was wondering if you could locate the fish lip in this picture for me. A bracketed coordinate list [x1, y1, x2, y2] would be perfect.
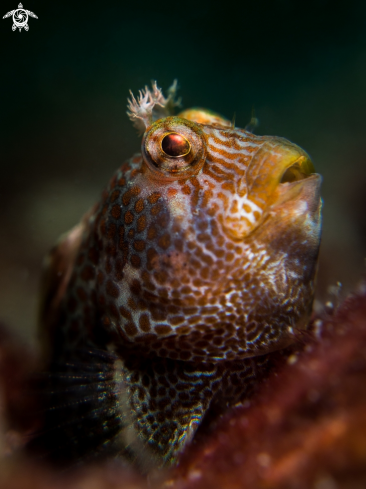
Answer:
[245, 143, 316, 208]
[279, 154, 316, 184]
[278, 172, 321, 190]
[272, 172, 322, 210]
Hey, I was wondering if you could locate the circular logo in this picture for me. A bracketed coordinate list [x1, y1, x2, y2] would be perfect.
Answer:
[13, 8, 28, 28]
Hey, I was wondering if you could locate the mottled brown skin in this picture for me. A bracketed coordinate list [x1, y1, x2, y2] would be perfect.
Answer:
[34, 106, 322, 469]
[170, 290, 366, 489]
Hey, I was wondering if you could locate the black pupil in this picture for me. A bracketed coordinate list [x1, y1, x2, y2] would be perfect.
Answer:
[161, 133, 190, 157]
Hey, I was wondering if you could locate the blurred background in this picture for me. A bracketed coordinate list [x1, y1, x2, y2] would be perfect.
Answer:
[0, 0, 365, 344]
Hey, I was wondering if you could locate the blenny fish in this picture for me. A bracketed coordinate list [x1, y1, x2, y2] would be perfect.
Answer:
[31, 81, 322, 470]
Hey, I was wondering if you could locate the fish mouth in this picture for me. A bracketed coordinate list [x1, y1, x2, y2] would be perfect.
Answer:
[222, 141, 322, 240]
[275, 154, 322, 212]
[279, 154, 315, 184]
[245, 140, 320, 209]
[275, 152, 321, 205]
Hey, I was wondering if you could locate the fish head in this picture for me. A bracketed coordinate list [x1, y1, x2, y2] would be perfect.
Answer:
[105, 108, 321, 360]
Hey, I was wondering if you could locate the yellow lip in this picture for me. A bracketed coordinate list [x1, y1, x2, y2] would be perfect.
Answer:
[245, 139, 316, 209]
[280, 155, 315, 183]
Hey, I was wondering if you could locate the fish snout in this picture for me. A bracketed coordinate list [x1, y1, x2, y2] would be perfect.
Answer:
[248, 138, 322, 242]
[222, 138, 321, 240]
[245, 138, 316, 208]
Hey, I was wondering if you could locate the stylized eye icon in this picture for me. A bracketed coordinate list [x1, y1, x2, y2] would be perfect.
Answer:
[161, 132, 191, 158]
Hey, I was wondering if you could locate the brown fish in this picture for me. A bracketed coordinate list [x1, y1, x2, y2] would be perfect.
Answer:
[33, 81, 322, 470]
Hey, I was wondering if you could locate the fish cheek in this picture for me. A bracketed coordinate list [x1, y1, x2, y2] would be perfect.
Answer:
[252, 200, 321, 329]
[273, 191, 321, 277]
[124, 196, 190, 301]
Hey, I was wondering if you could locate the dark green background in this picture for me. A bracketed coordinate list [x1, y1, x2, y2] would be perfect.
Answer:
[1, 0, 366, 340]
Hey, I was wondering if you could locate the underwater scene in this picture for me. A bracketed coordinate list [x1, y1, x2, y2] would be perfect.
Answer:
[0, 0, 366, 487]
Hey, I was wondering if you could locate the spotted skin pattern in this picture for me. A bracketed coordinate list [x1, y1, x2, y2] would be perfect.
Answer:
[37, 105, 322, 468]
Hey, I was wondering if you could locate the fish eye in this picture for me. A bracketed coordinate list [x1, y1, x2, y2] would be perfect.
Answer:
[142, 117, 206, 179]
[161, 133, 191, 158]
